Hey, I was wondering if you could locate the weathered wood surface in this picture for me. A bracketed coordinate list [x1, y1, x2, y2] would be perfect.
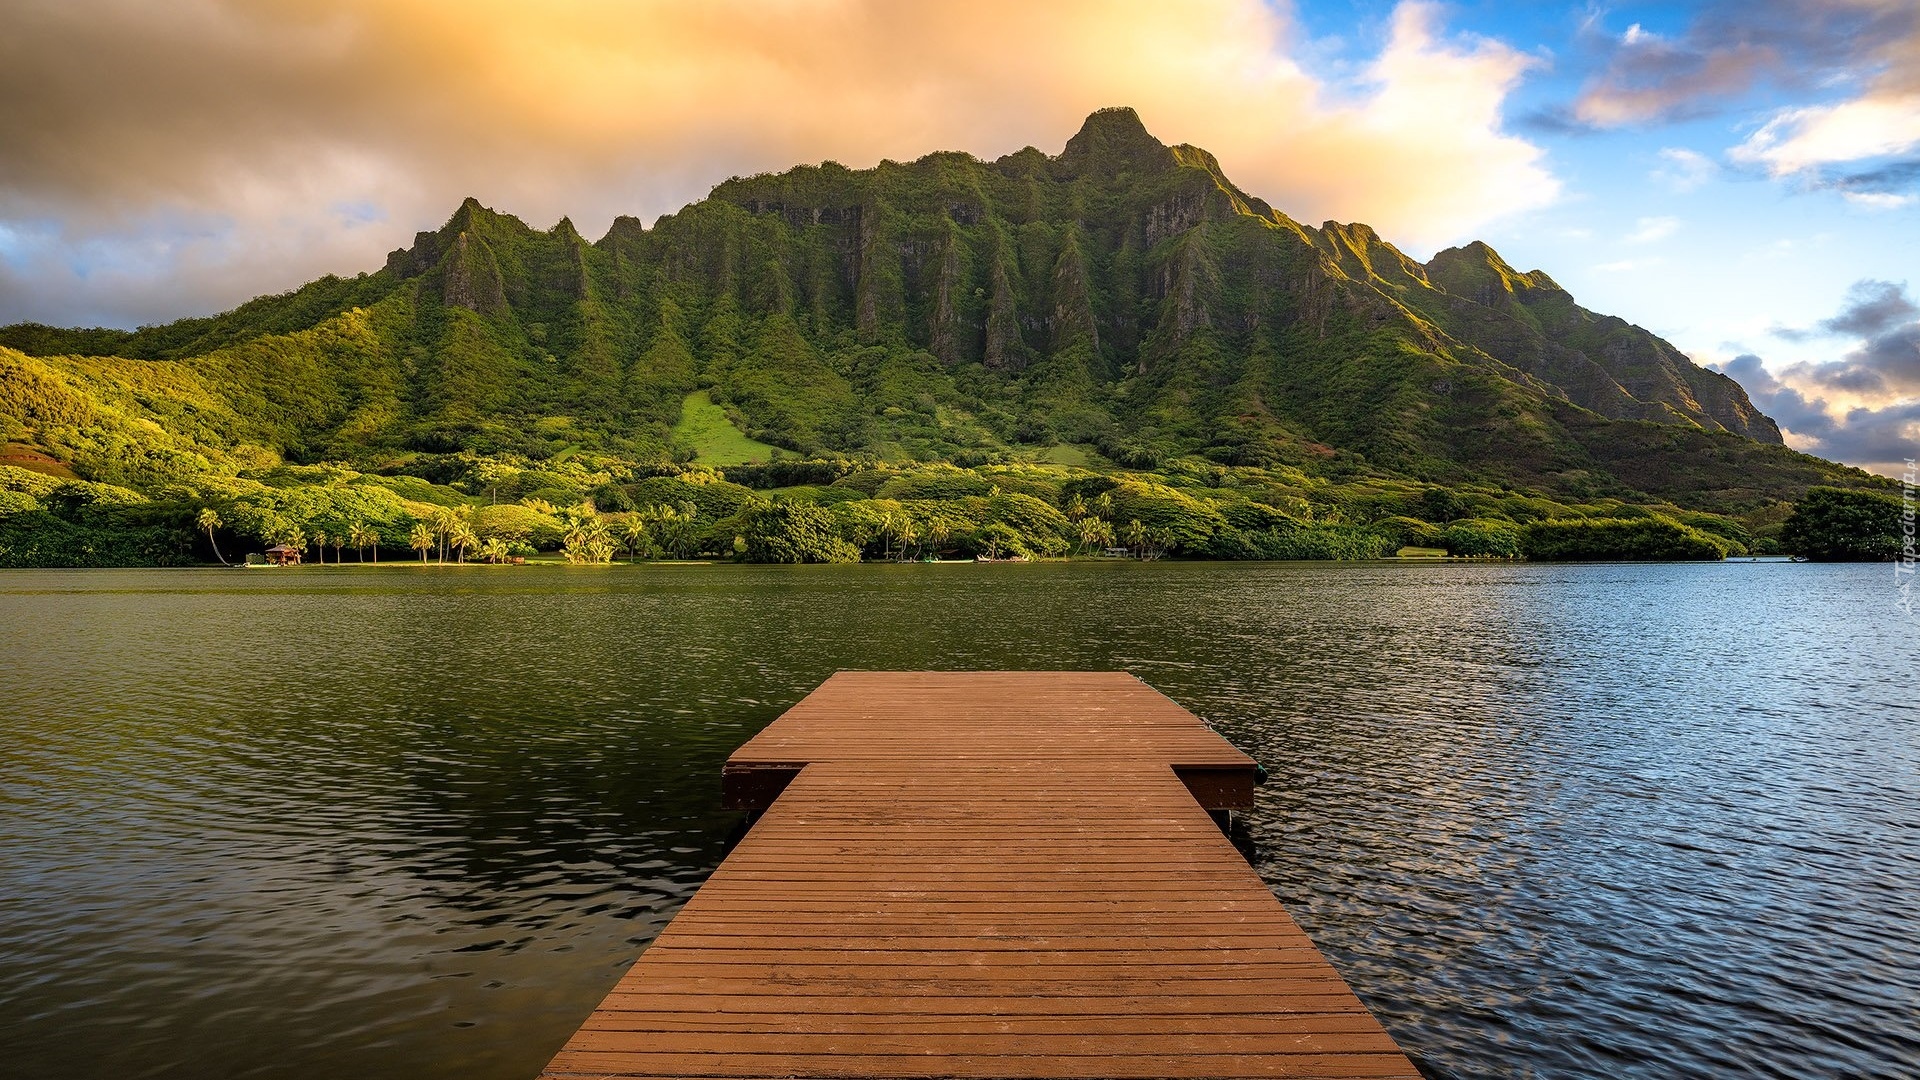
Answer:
[540, 671, 1416, 1079]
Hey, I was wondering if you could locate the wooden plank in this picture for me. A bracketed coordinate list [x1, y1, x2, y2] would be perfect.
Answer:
[549, 1045, 1420, 1068]
[539, 671, 1414, 1080]
[577, 1014, 1393, 1036]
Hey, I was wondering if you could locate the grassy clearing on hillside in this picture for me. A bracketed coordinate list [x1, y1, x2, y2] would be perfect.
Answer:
[671, 391, 781, 465]
[1, 444, 77, 479]
[1028, 444, 1093, 466]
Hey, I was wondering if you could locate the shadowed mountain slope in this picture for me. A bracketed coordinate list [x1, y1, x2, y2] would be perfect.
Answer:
[4, 107, 1874, 513]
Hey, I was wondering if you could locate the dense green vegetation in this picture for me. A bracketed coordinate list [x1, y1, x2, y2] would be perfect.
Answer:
[2, 452, 1879, 568]
[0, 108, 1899, 566]
[1780, 487, 1906, 561]
[1521, 516, 1737, 561]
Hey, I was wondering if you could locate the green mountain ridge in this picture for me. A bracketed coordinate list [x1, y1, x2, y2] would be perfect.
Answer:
[0, 107, 1885, 533]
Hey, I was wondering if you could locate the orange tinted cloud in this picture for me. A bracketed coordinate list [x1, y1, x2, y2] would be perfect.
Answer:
[0, 0, 1556, 324]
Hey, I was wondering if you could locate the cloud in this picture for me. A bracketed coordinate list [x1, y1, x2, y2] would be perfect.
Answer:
[1623, 215, 1681, 244]
[1716, 278, 1920, 473]
[0, 0, 1558, 328]
[1652, 147, 1717, 191]
[1842, 191, 1917, 209]
[1566, 1, 1920, 209]
[1731, 93, 1920, 175]
[1573, 38, 1775, 128]
[1833, 158, 1920, 191]
[1714, 352, 1920, 470]
[1821, 280, 1919, 339]
[1570, 0, 1916, 128]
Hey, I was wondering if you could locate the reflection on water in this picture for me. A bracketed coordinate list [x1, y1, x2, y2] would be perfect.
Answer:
[0, 562, 1914, 1079]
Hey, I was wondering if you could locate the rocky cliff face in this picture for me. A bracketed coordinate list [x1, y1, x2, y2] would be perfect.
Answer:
[1417, 242, 1779, 441]
[4, 107, 1803, 503]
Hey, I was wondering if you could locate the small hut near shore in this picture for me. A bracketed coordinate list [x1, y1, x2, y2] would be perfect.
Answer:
[264, 545, 301, 566]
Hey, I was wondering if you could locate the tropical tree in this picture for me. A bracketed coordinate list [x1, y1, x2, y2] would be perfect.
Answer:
[895, 517, 919, 561]
[432, 508, 461, 563]
[1123, 518, 1147, 558]
[275, 525, 307, 561]
[1420, 487, 1465, 525]
[1782, 487, 1903, 560]
[738, 502, 861, 563]
[448, 522, 479, 563]
[642, 501, 700, 559]
[669, 500, 700, 558]
[197, 507, 228, 565]
[562, 505, 616, 563]
[409, 522, 434, 564]
[310, 530, 328, 565]
[348, 522, 378, 563]
[971, 522, 1024, 560]
[1078, 515, 1112, 555]
[621, 515, 651, 563]
[477, 537, 511, 564]
[473, 460, 511, 505]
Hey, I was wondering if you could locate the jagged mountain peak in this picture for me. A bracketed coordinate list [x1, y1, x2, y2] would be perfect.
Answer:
[446, 195, 505, 233]
[2, 108, 1840, 509]
[1426, 241, 1566, 297]
[1057, 106, 1175, 178]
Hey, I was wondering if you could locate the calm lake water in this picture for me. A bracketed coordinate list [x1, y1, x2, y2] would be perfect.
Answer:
[1, 561, 1915, 1079]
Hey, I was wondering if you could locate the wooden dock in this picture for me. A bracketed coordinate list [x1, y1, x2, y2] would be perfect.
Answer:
[540, 671, 1417, 1079]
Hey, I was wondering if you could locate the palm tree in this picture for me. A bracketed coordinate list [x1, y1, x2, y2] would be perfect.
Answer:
[895, 518, 918, 562]
[277, 526, 307, 563]
[409, 522, 434, 564]
[448, 522, 478, 563]
[478, 537, 510, 564]
[1123, 518, 1147, 558]
[622, 516, 650, 563]
[432, 508, 460, 564]
[1078, 516, 1112, 555]
[562, 506, 616, 564]
[672, 501, 700, 558]
[197, 507, 228, 565]
[348, 522, 377, 563]
[311, 530, 328, 565]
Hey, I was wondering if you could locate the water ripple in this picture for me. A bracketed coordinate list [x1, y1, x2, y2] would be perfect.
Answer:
[0, 562, 1914, 1079]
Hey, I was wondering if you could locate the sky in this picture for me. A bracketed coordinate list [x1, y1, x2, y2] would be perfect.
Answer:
[0, 0, 1915, 475]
